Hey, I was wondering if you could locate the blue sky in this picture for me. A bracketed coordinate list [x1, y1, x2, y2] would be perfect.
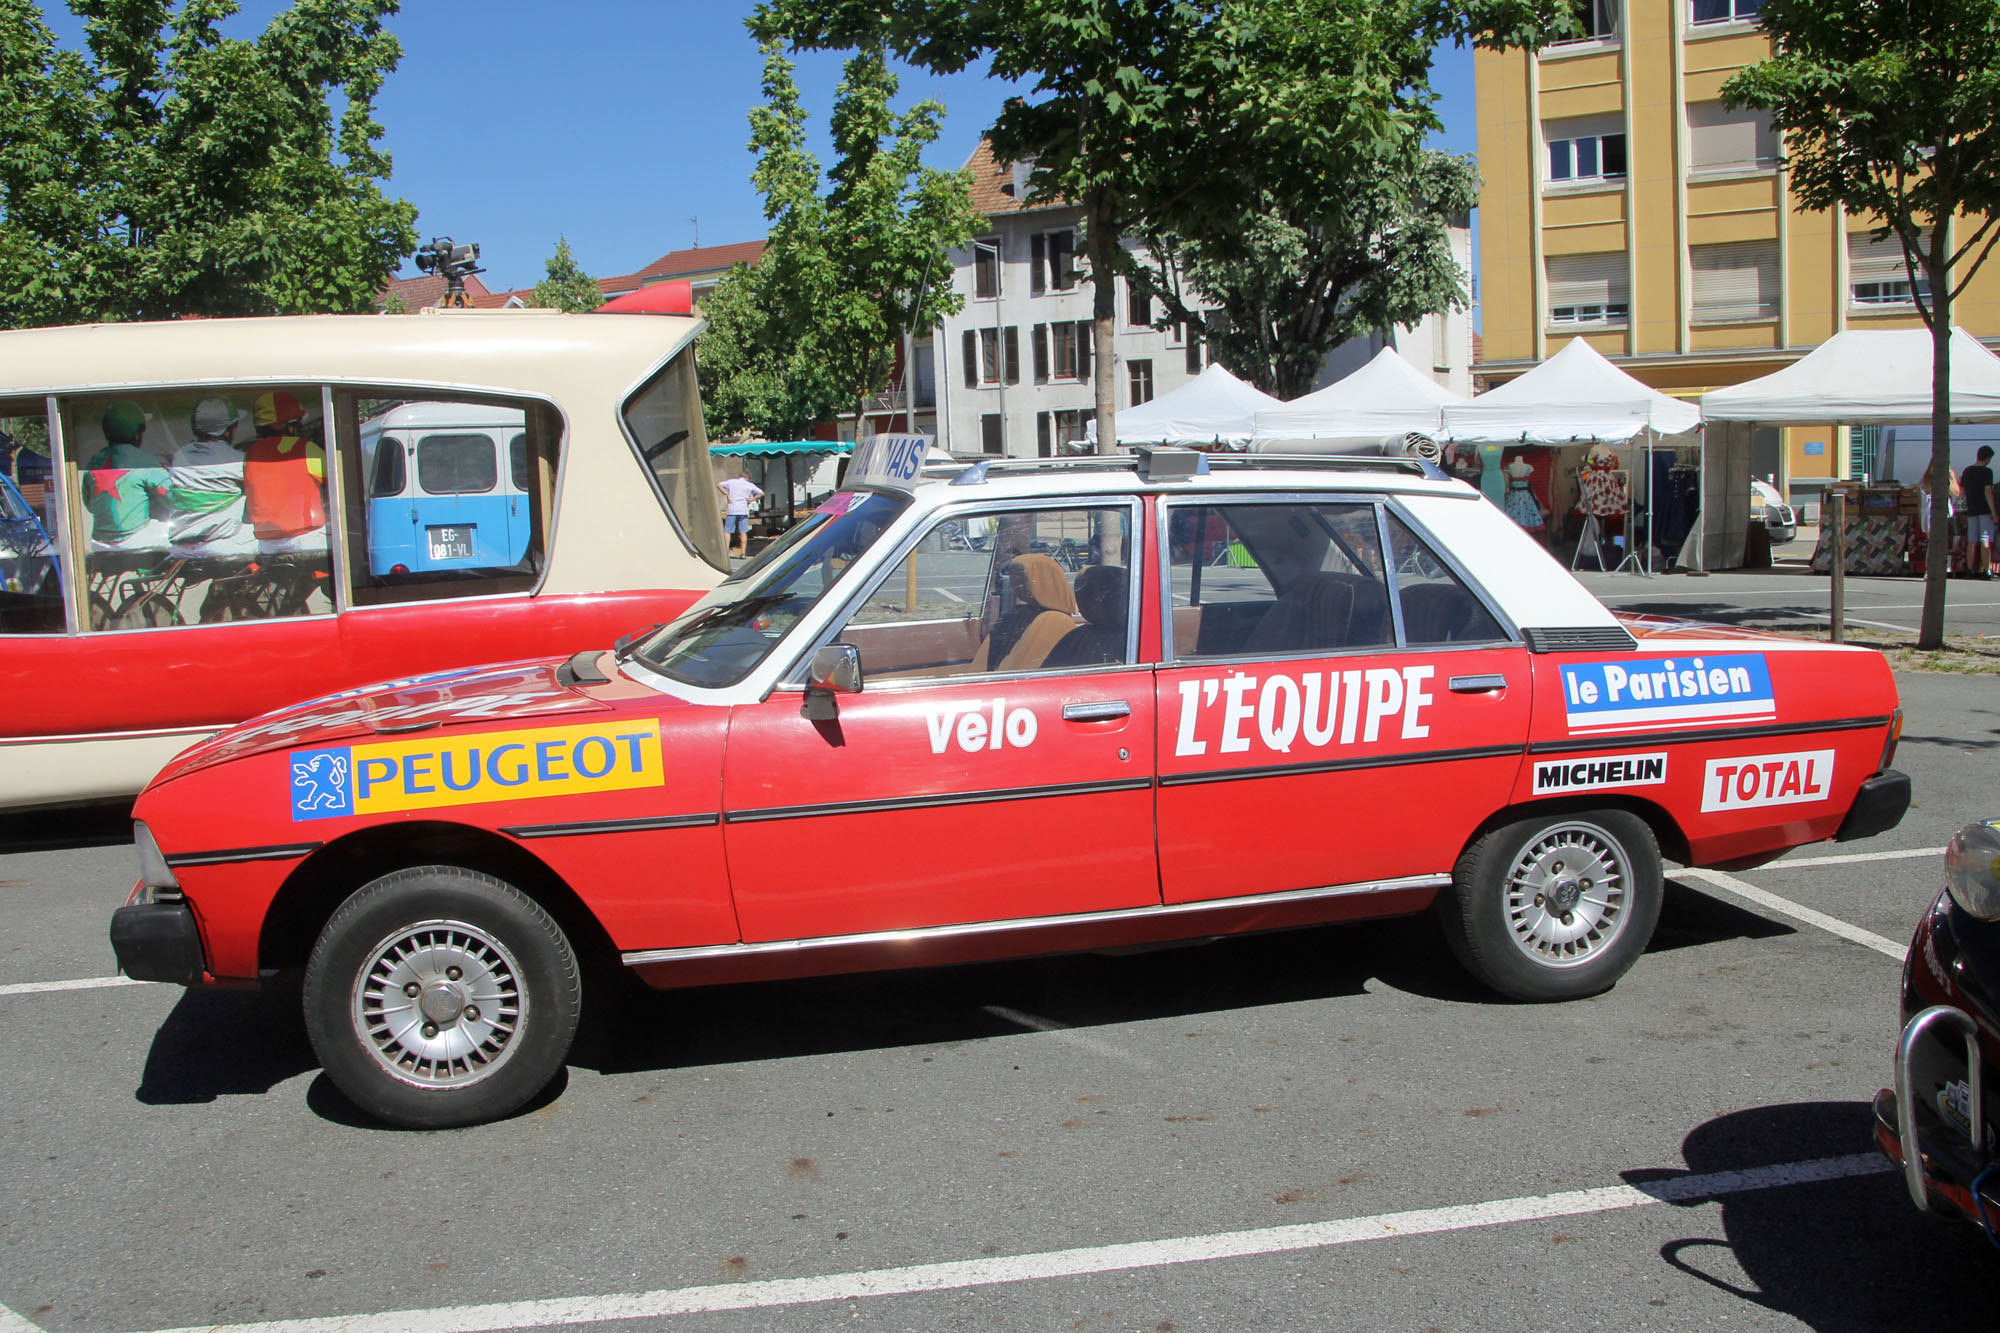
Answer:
[36, 1, 1480, 294]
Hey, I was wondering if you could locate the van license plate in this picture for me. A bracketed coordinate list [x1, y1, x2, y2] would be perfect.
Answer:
[427, 525, 473, 560]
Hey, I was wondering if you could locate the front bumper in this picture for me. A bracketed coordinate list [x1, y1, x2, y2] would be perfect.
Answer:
[1837, 769, 1911, 842]
[1874, 1003, 1998, 1227]
[109, 898, 206, 985]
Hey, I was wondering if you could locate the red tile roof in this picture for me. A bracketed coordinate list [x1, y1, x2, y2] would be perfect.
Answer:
[963, 137, 1072, 219]
[635, 240, 767, 282]
[377, 272, 493, 311]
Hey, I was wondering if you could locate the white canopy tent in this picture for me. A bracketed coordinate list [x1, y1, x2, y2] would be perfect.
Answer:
[1700, 327, 2000, 424]
[1083, 363, 1280, 448]
[1443, 338, 1702, 573]
[1250, 346, 1465, 443]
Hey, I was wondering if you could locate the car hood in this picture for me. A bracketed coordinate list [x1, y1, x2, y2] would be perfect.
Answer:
[156, 658, 611, 783]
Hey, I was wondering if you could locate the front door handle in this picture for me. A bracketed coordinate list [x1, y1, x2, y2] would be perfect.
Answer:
[1448, 674, 1508, 694]
[1062, 700, 1132, 722]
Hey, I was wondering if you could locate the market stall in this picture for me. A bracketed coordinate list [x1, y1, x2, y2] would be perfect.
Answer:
[1701, 327, 2000, 575]
[1082, 363, 1280, 450]
[710, 439, 851, 531]
[1249, 346, 1465, 444]
[1440, 338, 1702, 572]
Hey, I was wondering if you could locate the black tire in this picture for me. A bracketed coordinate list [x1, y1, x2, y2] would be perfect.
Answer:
[1438, 809, 1663, 1002]
[303, 866, 581, 1129]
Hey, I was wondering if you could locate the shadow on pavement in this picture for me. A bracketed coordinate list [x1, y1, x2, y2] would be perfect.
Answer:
[1653, 877, 1796, 953]
[0, 801, 132, 853]
[135, 986, 315, 1106]
[1625, 1101, 1992, 1329]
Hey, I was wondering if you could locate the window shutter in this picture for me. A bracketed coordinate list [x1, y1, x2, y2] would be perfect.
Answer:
[1033, 323, 1049, 381]
[1075, 320, 1092, 379]
[1691, 241, 1779, 320]
[962, 330, 977, 387]
[1688, 103, 1773, 171]
[1004, 326, 1020, 384]
[1031, 234, 1046, 294]
[1545, 253, 1629, 310]
[1850, 229, 1925, 285]
[1037, 412, 1050, 454]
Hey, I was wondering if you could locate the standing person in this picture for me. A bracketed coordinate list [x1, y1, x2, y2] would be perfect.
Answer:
[1961, 445, 1997, 580]
[717, 470, 764, 558]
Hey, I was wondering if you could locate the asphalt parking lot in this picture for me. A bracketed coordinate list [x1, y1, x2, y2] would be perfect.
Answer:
[2, 669, 1995, 1332]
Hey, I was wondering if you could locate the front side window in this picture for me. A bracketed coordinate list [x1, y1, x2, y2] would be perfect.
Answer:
[625, 490, 908, 689]
[0, 402, 64, 633]
[837, 504, 1132, 680]
[622, 348, 728, 569]
[65, 387, 332, 629]
[340, 393, 560, 605]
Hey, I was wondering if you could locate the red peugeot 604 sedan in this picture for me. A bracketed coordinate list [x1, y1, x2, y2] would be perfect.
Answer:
[111, 445, 1909, 1127]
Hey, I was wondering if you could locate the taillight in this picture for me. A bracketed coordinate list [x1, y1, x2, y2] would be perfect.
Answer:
[390, 563, 409, 575]
[1882, 708, 1904, 770]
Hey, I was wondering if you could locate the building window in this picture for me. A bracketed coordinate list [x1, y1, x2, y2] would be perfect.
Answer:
[1691, 240, 1780, 322]
[1687, 102, 1776, 175]
[1691, 0, 1763, 25]
[972, 239, 1001, 299]
[1850, 229, 1931, 307]
[961, 326, 1020, 386]
[1031, 230, 1077, 293]
[1551, 0, 1619, 43]
[1048, 320, 1092, 380]
[1126, 281, 1152, 327]
[1545, 115, 1627, 184]
[1036, 409, 1088, 457]
[1545, 252, 1629, 326]
[981, 413, 1003, 456]
[1129, 359, 1155, 406]
[1184, 321, 1205, 374]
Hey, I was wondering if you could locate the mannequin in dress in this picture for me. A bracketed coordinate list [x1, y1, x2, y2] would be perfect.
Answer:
[1579, 444, 1629, 517]
[1502, 454, 1546, 532]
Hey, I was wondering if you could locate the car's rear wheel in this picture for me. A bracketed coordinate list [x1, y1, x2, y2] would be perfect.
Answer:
[303, 866, 580, 1129]
[1439, 809, 1662, 1002]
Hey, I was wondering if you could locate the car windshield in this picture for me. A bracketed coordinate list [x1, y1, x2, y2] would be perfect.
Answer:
[621, 490, 908, 689]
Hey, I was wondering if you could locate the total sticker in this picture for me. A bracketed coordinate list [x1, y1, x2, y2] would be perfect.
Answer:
[289, 719, 665, 821]
[1700, 749, 1834, 812]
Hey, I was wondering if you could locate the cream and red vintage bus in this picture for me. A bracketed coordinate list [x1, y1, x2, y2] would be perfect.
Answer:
[0, 306, 728, 810]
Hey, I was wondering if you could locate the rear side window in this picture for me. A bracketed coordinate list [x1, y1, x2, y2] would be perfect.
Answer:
[623, 348, 728, 569]
[1168, 502, 1395, 659]
[1385, 512, 1507, 645]
[416, 434, 497, 495]
[369, 438, 407, 498]
[509, 433, 529, 492]
[0, 401, 65, 634]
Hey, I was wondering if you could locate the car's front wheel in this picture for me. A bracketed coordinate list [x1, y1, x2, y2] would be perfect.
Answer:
[1439, 809, 1663, 1002]
[303, 866, 581, 1129]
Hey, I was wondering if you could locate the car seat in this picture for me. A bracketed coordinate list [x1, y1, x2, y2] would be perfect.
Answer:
[1042, 564, 1128, 668]
[970, 552, 1076, 672]
[1241, 571, 1355, 655]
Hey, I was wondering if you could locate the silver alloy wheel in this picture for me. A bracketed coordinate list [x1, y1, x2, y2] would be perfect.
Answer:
[1502, 820, 1630, 968]
[351, 918, 527, 1088]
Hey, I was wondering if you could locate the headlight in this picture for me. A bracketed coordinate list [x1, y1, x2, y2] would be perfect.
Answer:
[1945, 820, 2000, 920]
[133, 821, 181, 895]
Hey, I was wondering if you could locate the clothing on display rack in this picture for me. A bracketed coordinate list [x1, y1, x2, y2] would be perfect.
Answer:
[1579, 452, 1628, 518]
[1502, 456, 1545, 531]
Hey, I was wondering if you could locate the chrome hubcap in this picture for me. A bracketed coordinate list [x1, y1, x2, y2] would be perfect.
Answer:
[353, 919, 525, 1087]
[1504, 822, 1629, 967]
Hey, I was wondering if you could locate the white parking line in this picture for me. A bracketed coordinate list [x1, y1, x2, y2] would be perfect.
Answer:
[931, 587, 967, 603]
[1770, 847, 1937, 870]
[0, 1304, 42, 1333]
[980, 1004, 1154, 1070]
[1678, 868, 1906, 959]
[0, 975, 147, 998]
[118, 1153, 1889, 1333]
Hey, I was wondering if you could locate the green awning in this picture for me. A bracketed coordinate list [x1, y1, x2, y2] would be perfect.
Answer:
[709, 440, 853, 458]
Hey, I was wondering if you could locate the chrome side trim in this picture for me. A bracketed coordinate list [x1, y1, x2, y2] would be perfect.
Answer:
[166, 841, 322, 867]
[499, 813, 718, 839]
[0, 724, 217, 747]
[621, 873, 1451, 968]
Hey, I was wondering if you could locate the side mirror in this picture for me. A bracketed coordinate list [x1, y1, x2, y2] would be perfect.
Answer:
[802, 643, 862, 720]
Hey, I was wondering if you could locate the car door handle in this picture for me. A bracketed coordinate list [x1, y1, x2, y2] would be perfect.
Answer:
[1062, 701, 1132, 722]
[1448, 674, 1508, 693]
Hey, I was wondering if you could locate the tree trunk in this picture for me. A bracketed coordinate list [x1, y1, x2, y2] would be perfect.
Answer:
[1086, 192, 1119, 455]
[1919, 271, 1952, 650]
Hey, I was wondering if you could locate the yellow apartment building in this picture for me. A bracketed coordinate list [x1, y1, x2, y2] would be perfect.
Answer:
[1475, 0, 2000, 506]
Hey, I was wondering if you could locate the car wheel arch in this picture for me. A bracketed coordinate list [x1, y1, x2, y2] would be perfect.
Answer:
[259, 822, 618, 980]
[1461, 793, 1689, 870]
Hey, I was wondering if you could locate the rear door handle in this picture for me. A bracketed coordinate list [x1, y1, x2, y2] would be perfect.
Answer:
[1062, 700, 1132, 721]
[1448, 674, 1508, 693]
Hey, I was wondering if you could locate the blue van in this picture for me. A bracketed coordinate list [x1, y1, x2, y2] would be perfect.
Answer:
[361, 401, 533, 576]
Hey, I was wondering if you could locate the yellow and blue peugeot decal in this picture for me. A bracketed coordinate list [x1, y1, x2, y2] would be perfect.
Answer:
[289, 720, 665, 821]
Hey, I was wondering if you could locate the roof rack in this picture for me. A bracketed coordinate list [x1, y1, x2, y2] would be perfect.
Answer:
[923, 450, 1440, 486]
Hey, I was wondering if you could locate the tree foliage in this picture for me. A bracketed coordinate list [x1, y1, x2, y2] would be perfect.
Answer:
[696, 42, 980, 442]
[0, 0, 418, 328]
[1726, 0, 2000, 647]
[529, 236, 602, 312]
[751, 0, 1568, 446]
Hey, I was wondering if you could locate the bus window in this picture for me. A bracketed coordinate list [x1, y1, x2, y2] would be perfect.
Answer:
[0, 402, 65, 634]
[340, 392, 558, 604]
[62, 389, 332, 629]
[622, 349, 728, 569]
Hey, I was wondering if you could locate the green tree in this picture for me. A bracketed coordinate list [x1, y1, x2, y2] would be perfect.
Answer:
[0, 0, 417, 328]
[1726, 0, 2000, 648]
[751, 0, 1567, 450]
[530, 236, 602, 312]
[1138, 149, 1478, 399]
[696, 42, 979, 442]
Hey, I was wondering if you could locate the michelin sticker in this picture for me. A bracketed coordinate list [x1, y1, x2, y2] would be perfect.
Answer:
[1532, 752, 1667, 795]
[290, 719, 665, 821]
[1561, 654, 1774, 733]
